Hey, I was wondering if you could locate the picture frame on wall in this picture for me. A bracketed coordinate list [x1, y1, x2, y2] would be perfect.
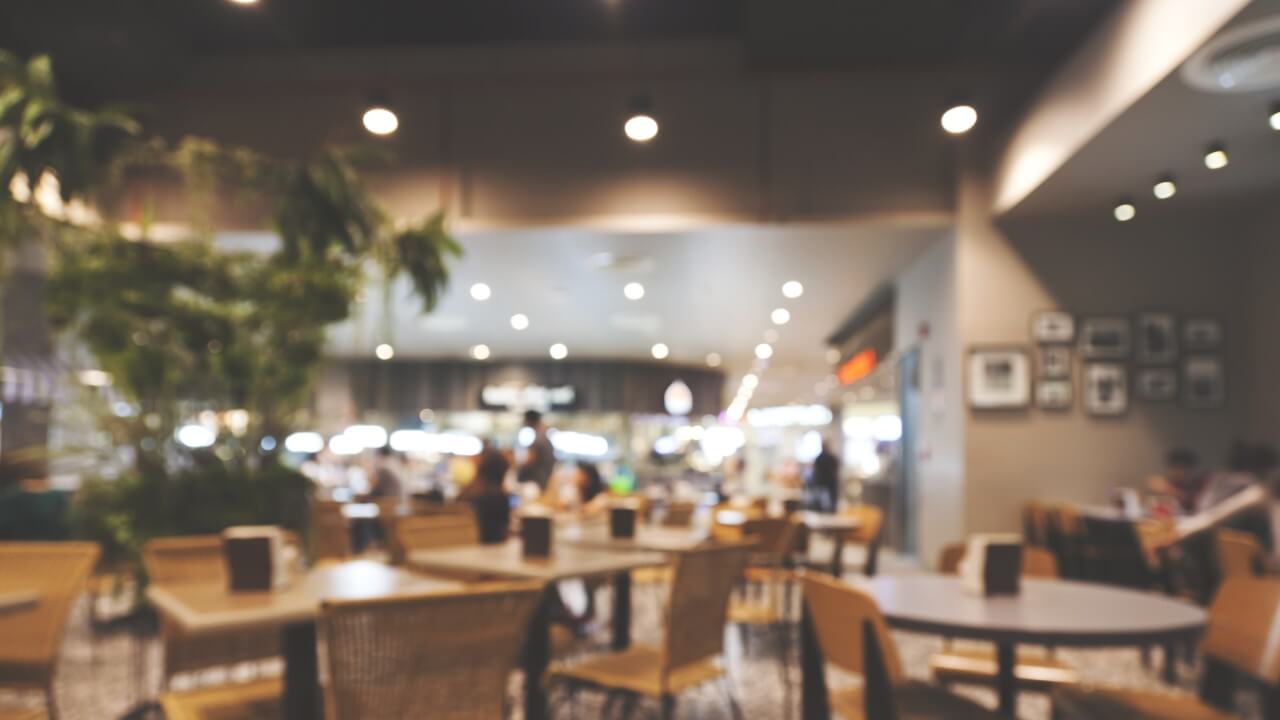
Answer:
[968, 347, 1032, 410]
[1038, 346, 1072, 379]
[1135, 312, 1178, 365]
[1136, 368, 1178, 402]
[1036, 380, 1073, 411]
[1079, 317, 1132, 360]
[1084, 363, 1129, 417]
[1183, 318, 1224, 352]
[1031, 310, 1075, 345]
[1183, 356, 1226, 409]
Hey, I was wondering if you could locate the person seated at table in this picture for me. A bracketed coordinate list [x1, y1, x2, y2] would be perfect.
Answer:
[1146, 447, 1209, 515]
[543, 461, 610, 516]
[459, 444, 513, 544]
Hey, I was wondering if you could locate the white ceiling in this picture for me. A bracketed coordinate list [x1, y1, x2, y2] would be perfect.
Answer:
[323, 221, 945, 408]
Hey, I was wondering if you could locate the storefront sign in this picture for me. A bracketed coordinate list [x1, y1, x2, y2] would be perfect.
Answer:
[747, 404, 833, 428]
[837, 349, 878, 385]
[479, 384, 577, 411]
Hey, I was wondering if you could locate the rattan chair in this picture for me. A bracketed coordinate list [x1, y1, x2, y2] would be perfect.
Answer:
[321, 582, 544, 719]
[1214, 528, 1266, 582]
[159, 678, 281, 720]
[930, 542, 1077, 693]
[549, 543, 749, 720]
[802, 572, 1002, 720]
[0, 542, 101, 719]
[141, 535, 282, 687]
[1054, 576, 1280, 719]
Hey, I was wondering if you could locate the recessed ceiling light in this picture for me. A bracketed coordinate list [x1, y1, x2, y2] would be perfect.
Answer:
[471, 344, 490, 360]
[625, 115, 659, 142]
[1270, 104, 1280, 131]
[228, 0, 259, 5]
[940, 104, 978, 135]
[623, 282, 645, 300]
[706, 352, 722, 368]
[742, 373, 759, 389]
[651, 343, 670, 360]
[771, 308, 791, 325]
[549, 343, 568, 360]
[1153, 177, 1177, 200]
[510, 313, 529, 330]
[375, 343, 395, 360]
[469, 283, 492, 301]
[1204, 145, 1229, 170]
[362, 106, 398, 136]
[781, 281, 804, 299]
[755, 343, 774, 360]
[763, 329, 779, 343]
[1113, 201, 1136, 222]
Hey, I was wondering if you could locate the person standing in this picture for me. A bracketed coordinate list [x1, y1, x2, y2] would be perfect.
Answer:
[460, 444, 513, 544]
[810, 440, 840, 512]
[518, 410, 557, 490]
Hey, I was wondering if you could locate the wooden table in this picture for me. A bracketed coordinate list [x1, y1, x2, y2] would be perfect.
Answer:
[408, 541, 665, 720]
[0, 590, 38, 615]
[559, 523, 710, 553]
[147, 560, 458, 720]
[715, 510, 860, 575]
[800, 574, 1206, 719]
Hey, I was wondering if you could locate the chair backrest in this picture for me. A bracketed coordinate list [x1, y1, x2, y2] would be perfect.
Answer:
[801, 572, 904, 685]
[843, 504, 885, 575]
[1023, 501, 1051, 547]
[1215, 529, 1264, 581]
[1202, 577, 1280, 684]
[742, 516, 799, 560]
[1021, 546, 1060, 578]
[0, 542, 100, 669]
[937, 542, 966, 574]
[392, 514, 478, 564]
[662, 543, 748, 675]
[142, 535, 226, 585]
[321, 582, 544, 719]
[662, 501, 696, 528]
[311, 501, 351, 563]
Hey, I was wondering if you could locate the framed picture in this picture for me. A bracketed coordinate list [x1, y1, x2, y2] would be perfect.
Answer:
[1038, 346, 1072, 379]
[1183, 356, 1226, 409]
[1036, 380, 1073, 411]
[1135, 313, 1178, 365]
[1136, 368, 1178, 402]
[968, 347, 1031, 410]
[1080, 317, 1132, 360]
[1084, 363, 1129, 417]
[1031, 310, 1075, 345]
[1183, 318, 1223, 351]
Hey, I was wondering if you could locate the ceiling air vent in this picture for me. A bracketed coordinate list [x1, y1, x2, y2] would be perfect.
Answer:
[1183, 15, 1280, 93]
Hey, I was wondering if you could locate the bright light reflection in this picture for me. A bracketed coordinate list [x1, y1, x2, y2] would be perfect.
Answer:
[285, 432, 324, 454]
[176, 424, 216, 448]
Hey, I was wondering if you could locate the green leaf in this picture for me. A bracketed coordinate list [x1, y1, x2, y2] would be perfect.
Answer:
[24, 55, 55, 96]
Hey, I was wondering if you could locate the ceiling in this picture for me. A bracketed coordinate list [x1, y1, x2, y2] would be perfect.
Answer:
[1008, 0, 1280, 221]
[317, 220, 946, 409]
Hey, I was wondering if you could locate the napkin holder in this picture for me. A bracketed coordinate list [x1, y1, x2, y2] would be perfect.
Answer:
[609, 500, 639, 539]
[223, 526, 290, 592]
[960, 534, 1023, 597]
[520, 510, 554, 558]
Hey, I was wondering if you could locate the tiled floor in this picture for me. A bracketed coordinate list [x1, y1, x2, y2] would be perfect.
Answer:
[0, 574, 1199, 720]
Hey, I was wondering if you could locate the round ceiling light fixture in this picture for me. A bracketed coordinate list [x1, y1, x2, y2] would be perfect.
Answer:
[1153, 176, 1177, 200]
[375, 343, 395, 360]
[1204, 144, 1229, 170]
[771, 308, 791, 325]
[1113, 200, 1136, 223]
[651, 343, 670, 360]
[706, 352, 722, 368]
[1181, 16, 1280, 94]
[469, 282, 492, 301]
[755, 343, 774, 360]
[471, 344, 491, 361]
[940, 104, 978, 135]
[549, 343, 569, 360]
[623, 282, 645, 300]
[361, 93, 399, 136]
[1271, 102, 1280, 131]
[781, 280, 804, 299]
[510, 313, 529, 330]
[624, 95, 659, 143]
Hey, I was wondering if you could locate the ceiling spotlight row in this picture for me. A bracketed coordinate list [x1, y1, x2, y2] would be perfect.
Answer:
[1112, 143, 1230, 223]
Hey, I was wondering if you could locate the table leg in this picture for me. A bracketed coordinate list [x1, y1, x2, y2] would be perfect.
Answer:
[281, 620, 322, 720]
[995, 642, 1016, 717]
[612, 570, 632, 651]
[800, 603, 830, 720]
[524, 587, 553, 720]
[1162, 642, 1178, 684]
[830, 534, 846, 577]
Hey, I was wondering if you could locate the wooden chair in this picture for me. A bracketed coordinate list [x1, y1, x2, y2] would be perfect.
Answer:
[1023, 501, 1051, 548]
[1045, 504, 1084, 579]
[931, 542, 1076, 693]
[802, 572, 1001, 719]
[309, 501, 350, 564]
[1053, 576, 1280, 719]
[841, 504, 885, 576]
[388, 512, 477, 565]
[141, 535, 281, 687]
[159, 678, 281, 720]
[1215, 528, 1266, 582]
[322, 583, 543, 719]
[548, 543, 749, 719]
[0, 542, 101, 719]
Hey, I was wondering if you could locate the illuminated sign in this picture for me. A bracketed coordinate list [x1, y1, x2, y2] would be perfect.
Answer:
[479, 384, 577, 411]
[837, 349, 878, 385]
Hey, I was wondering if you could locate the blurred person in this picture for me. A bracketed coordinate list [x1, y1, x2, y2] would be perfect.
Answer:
[1147, 447, 1209, 514]
[518, 410, 557, 490]
[1196, 442, 1263, 513]
[543, 461, 610, 516]
[809, 440, 840, 512]
[369, 446, 404, 499]
[459, 444, 513, 544]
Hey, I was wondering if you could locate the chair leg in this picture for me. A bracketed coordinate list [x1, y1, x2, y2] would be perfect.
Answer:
[659, 694, 677, 720]
[45, 685, 59, 720]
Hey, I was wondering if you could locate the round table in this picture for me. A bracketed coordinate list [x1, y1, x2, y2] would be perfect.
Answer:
[853, 575, 1207, 717]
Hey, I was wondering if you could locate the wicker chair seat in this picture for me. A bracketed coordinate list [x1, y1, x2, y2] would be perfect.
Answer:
[830, 680, 1004, 720]
[160, 678, 282, 720]
[930, 646, 1078, 691]
[1051, 686, 1235, 720]
[548, 644, 723, 697]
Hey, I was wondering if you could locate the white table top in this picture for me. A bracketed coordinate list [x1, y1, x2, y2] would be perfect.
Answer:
[0, 590, 38, 614]
[854, 574, 1206, 646]
[408, 540, 665, 582]
[146, 560, 458, 636]
[559, 524, 710, 553]
[713, 510, 859, 533]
